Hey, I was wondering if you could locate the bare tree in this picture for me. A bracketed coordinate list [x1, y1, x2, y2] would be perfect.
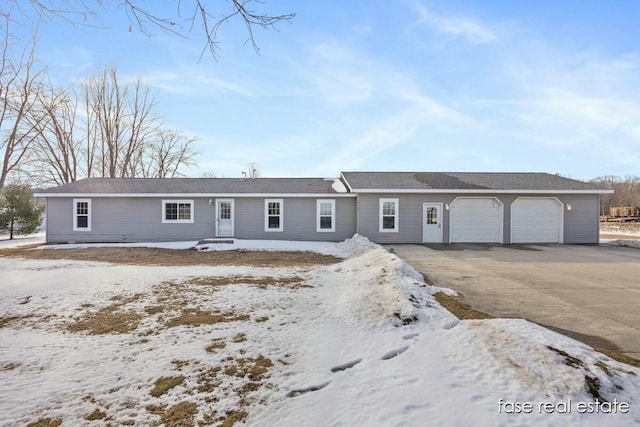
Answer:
[22, 66, 198, 183]
[134, 128, 198, 178]
[22, 79, 80, 186]
[245, 161, 261, 178]
[591, 175, 640, 216]
[0, 18, 44, 188]
[81, 64, 160, 178]
[3, 1, 295, 61]
[200, 170, 218, 178]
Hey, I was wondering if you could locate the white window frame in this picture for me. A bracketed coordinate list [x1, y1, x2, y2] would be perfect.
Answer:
[264, 199, 284, 232]
[379, 198, 399, 232]
[73, 198, 92, 231]
[162, 199, 194, 224]
[316, 199, 336, 232]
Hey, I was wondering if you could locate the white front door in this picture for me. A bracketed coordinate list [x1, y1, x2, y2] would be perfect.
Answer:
[216, 199, 234, 237]
[423, 203, 443, 243]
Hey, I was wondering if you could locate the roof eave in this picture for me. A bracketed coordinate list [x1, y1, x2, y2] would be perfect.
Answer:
[34, 192, 358, 198]
[348, 189, 614, 194]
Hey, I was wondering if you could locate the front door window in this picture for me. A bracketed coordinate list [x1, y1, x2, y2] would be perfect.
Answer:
[426, 207, 438, 225]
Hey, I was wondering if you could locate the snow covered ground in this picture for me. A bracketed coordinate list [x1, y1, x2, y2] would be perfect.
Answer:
[1, 236, 639, 426]
[0, 231, 46, 249]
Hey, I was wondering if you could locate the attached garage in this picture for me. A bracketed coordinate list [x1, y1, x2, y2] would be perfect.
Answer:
[450, 197, 503, 243]
[511, 197, 563, 243]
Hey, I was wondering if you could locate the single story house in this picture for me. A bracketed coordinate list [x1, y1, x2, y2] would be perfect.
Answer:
[35, 172, 612, 245]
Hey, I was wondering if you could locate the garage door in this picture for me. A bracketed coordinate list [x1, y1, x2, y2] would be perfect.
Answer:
[511, 198, 563, 243]
[450, 198, 503, 243]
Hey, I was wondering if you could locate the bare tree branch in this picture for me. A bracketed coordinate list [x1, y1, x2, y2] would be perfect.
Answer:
[2, 1, 295, 61]
[81, 64, 161, 178]
[134, 128, 199, 178]
[0, 17, 44, 188]
[245, 161, 261, 178]
[21, 78, 80, 186]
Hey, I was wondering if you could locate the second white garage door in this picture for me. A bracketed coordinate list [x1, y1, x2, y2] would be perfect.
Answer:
[450, 197, 503, 243]
[511, 197, 563, 243]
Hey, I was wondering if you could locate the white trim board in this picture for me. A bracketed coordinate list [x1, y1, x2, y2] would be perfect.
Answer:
[35, 192, 358, 198]
[348, 189, 613, 194]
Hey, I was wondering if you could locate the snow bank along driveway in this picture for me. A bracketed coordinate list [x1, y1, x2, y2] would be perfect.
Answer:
[1, 236, 639, 426]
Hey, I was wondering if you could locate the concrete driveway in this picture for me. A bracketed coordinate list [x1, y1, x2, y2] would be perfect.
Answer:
[387, 243, 640, 361]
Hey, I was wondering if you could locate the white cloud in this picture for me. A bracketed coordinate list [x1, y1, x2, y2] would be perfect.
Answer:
[306, 43, 375, 106]
[315, 73, 373, 105]
[505, 52, 640, 151]
[315, 95, 468, 174]
[407, 0, 497, 44]
[139, 65, 255, 97]
[199, 76, 255, 97]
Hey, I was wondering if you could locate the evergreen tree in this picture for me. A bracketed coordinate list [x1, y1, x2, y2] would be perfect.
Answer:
[0, 184, 44, 239]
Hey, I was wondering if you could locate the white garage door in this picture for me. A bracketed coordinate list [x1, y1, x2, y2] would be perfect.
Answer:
[511, 198, 563, 243]
[450, 198, 503, 243]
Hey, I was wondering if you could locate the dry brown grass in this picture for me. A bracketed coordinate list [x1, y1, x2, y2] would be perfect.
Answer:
[196, 366, 223, 393]
[224, 355, 273, 381]
[232, 333, 247, 343]
[0, 246, 341, 267]
[67, 294, 142, 335]
[144, 305, 164, 315]
[595, 348, 640, 369]
[0, 315, 26, 328]
[434, 292, 493, 320]
[27, 418, 62, 427]
[187, 275, 307, 289]
[600, 222, 640, 239]
[205, 339, 227, 353]
[85, 408, 106, 420]
[600, 233, 640, 240]
[151, 375, 186, 397]
[1, 362, 20, 371]
[220, 410, 248, 427]
[150, 401, 198, 427]
[165, 309, 249, 328]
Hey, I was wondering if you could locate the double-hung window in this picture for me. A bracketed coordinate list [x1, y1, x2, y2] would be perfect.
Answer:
[265, 199, 283, 232]
[73, 198, 91, 231]
[316, 199, 335, 232]
[379, 198, 399, 232]
[162, 200, 194, 223]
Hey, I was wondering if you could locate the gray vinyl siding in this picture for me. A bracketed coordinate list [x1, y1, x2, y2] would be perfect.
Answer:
[43, 192, 598, 244]
[561, 194, 600, 244]
[356, 193, 454, 244]
[233, 197, 356, 242]
[45, 196, 356, 243]
[356, 193, 600, 244]
[46, 197, 215, 243]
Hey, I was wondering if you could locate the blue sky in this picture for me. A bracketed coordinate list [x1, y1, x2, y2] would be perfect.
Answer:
[12, 0, 640, 179]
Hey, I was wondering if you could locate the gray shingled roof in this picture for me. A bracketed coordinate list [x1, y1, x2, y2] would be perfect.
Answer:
[341, 172, 608, 192]
[37, 177, 345, 194]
